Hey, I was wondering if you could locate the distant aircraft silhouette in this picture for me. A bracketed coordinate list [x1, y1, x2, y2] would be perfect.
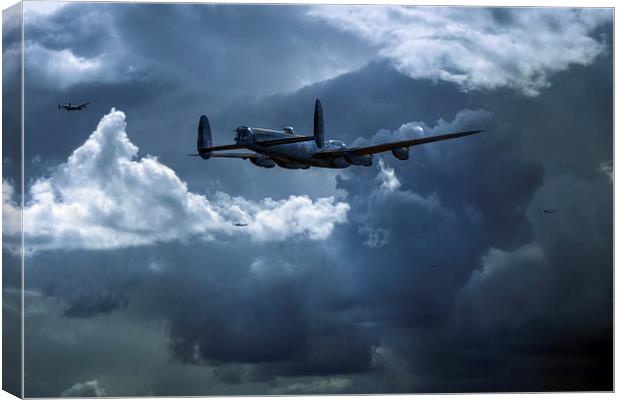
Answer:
[58, 101, 90, 111]
[540, 209, 559, 215]
[233, 222, 248, 227]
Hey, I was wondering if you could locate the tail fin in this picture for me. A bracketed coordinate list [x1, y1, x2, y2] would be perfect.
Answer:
[314, 98, 324, 148]
[197, 115, 213, 159]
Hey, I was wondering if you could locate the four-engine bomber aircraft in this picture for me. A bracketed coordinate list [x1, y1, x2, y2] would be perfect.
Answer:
[58, 101, 90, 111]
[190, 99, 483, 169]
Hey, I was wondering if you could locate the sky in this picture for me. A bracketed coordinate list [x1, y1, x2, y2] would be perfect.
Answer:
[1, 2, 613, 396]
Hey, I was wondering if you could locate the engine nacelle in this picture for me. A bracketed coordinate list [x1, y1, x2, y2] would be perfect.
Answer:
[250, 156, 276, 168]
[344, 153, 374, 166]
[391, 147, 409, 160]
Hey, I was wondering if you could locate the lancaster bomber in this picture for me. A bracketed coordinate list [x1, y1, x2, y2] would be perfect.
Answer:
[58, 101, 90, 111]
[190, 99, 483, 169]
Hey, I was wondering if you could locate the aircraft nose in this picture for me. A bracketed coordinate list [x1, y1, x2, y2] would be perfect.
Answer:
[235, 126, 253, 143]
[236, 126, 251, 136]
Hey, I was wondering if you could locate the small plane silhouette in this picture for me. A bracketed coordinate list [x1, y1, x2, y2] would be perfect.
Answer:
[233, 222, 248, 227]
[540, 209, 559, 215]
[58, 101, 90, 111]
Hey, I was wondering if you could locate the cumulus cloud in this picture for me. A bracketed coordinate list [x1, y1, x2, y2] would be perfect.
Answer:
[308, 6, 611, 96]
[357, 109, 493, 155]
[342, 110, 494, 226]
[339, 111, 491, 243]
[214, 192, 349, 242]
[377, 159, 401, 192]
[60, 380, 107, 397]
[6, 109, 348, 252]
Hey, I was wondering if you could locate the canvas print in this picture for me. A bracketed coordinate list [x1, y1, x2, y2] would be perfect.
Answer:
[2, 2, 614, 397]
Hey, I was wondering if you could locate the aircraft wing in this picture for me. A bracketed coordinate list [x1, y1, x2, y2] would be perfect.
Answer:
[209, 152, 261, 159]
[315, 130, 483, 158]
[199, 136, 314, 153]
[188, 152, 261, 159]
[200, 143, 246, 152]
[256, 135, 314, 146]
[78, 102, 90, 108]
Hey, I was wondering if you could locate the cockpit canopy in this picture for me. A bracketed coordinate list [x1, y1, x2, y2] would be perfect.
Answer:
[325, 139, 346, 149]
[283, 126, 295, 134]
[235, 125, 253, 143]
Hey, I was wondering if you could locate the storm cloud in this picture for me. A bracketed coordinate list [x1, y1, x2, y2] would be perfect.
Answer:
[309, 6, 611, 96]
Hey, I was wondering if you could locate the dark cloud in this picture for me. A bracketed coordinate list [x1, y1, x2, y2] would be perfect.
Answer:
[13, 3, 613, 396]
[154, 241, 378, 376]
[62, 288, 130, 318]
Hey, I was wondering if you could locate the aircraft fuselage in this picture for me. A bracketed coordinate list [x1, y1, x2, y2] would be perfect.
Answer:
[239, 128, 354, 169]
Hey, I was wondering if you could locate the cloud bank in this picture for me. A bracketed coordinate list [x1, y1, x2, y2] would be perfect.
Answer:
[23, 44, 151, 90]
[22, 3, 372, 98]
[22, 6, 141, 90]
[5, 109, 349, 252]
[308, 7, 610, 96]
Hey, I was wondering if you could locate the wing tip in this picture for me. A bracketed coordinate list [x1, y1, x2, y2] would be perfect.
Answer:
[461, 129, 484, 135]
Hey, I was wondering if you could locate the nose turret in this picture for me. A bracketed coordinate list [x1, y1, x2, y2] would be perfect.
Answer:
[235, 126, 254, 144]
